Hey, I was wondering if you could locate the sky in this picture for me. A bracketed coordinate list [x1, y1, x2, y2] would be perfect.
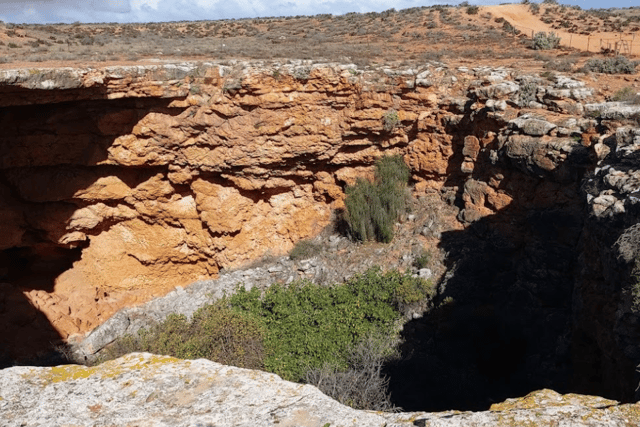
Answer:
[0, 0, 637, 25]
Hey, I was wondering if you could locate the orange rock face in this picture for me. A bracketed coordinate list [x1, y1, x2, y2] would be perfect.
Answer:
[0, 63, 464, 354]
[0, 61, 589, 359]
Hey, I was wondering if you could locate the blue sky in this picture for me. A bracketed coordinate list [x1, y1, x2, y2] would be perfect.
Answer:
[0, 0, 637, 24]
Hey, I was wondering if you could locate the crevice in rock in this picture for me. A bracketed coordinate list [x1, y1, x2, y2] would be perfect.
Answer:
[0, 242, 84, 367]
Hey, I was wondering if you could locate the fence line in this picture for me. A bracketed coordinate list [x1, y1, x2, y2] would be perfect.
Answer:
[504, 21, 640, 56]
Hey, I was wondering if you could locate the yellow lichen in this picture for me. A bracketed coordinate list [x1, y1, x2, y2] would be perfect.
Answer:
[36, 353, 181, 385]
[43, 365, 98, 383]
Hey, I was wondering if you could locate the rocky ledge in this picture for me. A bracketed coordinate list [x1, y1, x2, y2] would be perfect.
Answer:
[1, 352, 639, 427]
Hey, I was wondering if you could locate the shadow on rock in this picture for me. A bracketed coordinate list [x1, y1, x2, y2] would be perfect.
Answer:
[386, 204, 583, 411]
[0, 247, 82, 368]
[0, 95, 185, 367]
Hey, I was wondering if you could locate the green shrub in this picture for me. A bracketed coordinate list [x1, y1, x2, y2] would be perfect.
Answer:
[394, 272, 436, 304]
[502, 20, 520, 35]
[101, 267, 436, 409]
[466, 5, 479, 15]
[289, 239, 322, 260]
[375, 153, 410, 186]
[100, 301, 266, 369]
[344, 155, 410, 243]
[519, 80, 540, 105]
[544, 58, 575, 72]
[533, 31, 561, 50]
[583, 56, 637, 74]
[413, 251, 431, 269]
[228, 267, 427, 381]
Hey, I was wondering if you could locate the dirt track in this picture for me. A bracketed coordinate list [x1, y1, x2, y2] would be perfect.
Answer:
[484, 4, 639, 56]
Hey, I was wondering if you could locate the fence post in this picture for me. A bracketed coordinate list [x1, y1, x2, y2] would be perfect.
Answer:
[587, 37, 590, 52]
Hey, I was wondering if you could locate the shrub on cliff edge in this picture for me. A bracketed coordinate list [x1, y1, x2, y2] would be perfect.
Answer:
[289, 239, 322, 260]
[228, 267, 427, 381]
[344, 155, 410, 243]
[100, 267, 436, 410]
[304, 330, 398, 411]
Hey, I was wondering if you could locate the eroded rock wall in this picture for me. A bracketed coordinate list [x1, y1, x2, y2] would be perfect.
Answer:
[574, 125, 640, 401]
[0, 62, 448, 357]
[1, 61, 639, 407]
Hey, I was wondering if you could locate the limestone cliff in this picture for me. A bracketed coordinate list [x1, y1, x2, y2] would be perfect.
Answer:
[1, 60, 640, 410]
[0, 61, 451, 353]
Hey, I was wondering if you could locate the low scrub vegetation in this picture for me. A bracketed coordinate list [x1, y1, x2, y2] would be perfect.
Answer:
[465, 5, 479, 15]
[583, 56, 637, 74]
[612, 87, 640, 104]
[413, 250, 431, 270]
[289, 239, 322, 260]
[344, 155, 410, 243]
[543, 58, 575, 72]
[101, 301, 266, 369]
[382, 109, 399, 132]
[304, 331, 399, 411]
[229, 267, 432, 381]
[100, 267, 436, 409]
[532, 31, 561, 50]
[0, 4, 537, 66]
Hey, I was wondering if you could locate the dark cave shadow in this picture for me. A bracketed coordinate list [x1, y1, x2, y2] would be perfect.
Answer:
[385, 203, 584, 411]
[0, 95, 186, 368]
[382, 107, 612, 411]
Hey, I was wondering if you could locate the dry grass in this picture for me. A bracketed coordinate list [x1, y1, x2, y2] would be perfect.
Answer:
[0, 4, 637, 69]
[0, 4, 554, 67]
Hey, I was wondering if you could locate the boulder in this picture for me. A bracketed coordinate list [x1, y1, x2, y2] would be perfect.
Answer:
[509, 114, 556, 136]
[2, 353, 640, 427]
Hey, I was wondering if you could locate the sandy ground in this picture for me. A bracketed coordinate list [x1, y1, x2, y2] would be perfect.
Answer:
[485, 4, 639, 55]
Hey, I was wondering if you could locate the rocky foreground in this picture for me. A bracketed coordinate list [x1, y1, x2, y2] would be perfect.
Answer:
[0, 352, 638, 427]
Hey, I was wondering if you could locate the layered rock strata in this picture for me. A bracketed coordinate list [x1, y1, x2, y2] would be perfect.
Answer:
[1, 61, 640, 407]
